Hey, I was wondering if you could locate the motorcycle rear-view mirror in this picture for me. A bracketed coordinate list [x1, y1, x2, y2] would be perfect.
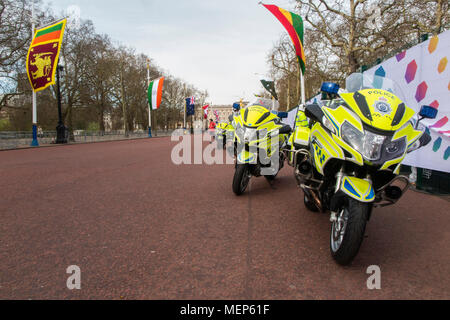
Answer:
[277, 112, 288, 119]
[304, 104, 323, 123]
[419, 105, 438, 119]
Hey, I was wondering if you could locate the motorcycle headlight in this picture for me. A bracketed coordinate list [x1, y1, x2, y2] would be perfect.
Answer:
[235, 124, 244, 140]
[322, 116, 336, 134]
[385, 137, 407, 158]
[341, 122, 386, 161]
[243, 128, 258, 142]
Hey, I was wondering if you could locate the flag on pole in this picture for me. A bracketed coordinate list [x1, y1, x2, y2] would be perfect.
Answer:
[260, 79, 278, 100]
[202, 105, 209, 119]
[262, 4, 305, 74]
[186, 96, 195, 116]
[26, 19, 67, 92]
[213, 110, 219, 122]
[148, 77, 165, 110]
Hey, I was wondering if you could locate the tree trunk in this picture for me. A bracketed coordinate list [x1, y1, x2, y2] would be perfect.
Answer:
[348, 0, 361, 74]
[348, 51, 359, 74]
[434, 0, 444, 34]
[153, 109, 157, 136]
[98, 108, 105, 132]
[98, 90, 106, 132]
[66, 100, 75, 142]
[120, 69, 129, 137]
[286, 77, 291, 110]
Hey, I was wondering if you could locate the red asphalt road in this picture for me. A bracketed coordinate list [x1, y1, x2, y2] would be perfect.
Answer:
[0, 137, 449, 300]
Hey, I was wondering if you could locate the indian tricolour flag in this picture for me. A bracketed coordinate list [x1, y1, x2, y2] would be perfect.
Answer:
[147, 77, 165, 110]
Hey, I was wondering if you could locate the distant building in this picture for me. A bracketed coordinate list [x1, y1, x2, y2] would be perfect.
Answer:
[195, 105, 234, 123]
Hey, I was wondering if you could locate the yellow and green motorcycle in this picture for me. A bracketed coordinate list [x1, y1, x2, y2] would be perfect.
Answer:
[216, 121, 234, 149]
[286, 73, 436, 265]
[233, 102, 291, 195]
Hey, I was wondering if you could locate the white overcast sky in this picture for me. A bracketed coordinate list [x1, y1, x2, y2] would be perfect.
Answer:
[44, 0, 297, 104]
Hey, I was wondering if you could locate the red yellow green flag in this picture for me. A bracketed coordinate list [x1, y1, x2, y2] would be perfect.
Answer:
[262, 4, 306, 74]
[26, 19, 67, 92]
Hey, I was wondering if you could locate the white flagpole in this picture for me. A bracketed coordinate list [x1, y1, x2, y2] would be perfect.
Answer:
[146, 59, 152, 137]
[31, 1, 38, 147]
[183, 85, 187, 130]
[300, 69, 306, 107]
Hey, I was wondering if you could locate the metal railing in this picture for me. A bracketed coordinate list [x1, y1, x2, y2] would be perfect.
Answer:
[0, 130, 175, 150]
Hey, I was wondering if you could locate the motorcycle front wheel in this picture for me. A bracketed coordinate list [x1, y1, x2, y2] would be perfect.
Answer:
[218, 136, 226, 149]
[330, 197, 369, 265]
[233, 164, 251, 195]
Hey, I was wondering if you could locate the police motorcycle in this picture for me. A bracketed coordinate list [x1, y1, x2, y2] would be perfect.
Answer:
[224, 102, 243, 156]
[216, 103, 242, 150]
[232, 98, 291, 195]
[285, 73, 436, 265]
[216, 122, 234, 149]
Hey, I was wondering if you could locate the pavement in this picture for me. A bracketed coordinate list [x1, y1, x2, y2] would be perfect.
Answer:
[0, 137, 449, 299]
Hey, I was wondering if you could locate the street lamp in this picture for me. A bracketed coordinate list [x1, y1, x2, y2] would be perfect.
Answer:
[55, 65, 67, 144]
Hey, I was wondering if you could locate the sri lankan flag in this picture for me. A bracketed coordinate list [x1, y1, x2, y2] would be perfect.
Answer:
[262, 4, 306, 74]
[26, 19, 66, 92]
[148, 77, 165, 110]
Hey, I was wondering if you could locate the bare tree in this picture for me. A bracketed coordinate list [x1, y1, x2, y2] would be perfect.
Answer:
[402, 0, 449, 36]
[0, 2, 207, 133]
[268, 34, 299, 109]
[59, 20, 97, 139]
[296, 0, 401, 73]
[0, 0, 31, 76]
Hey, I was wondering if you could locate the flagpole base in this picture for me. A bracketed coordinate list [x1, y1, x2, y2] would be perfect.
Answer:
[148, 127, 152, 138]
[56, 124, 68, 144]
[31, 124, 39, 147]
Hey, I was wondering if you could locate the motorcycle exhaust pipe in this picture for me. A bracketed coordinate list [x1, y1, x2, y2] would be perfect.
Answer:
[309, 190, 322, 212]
[384, 186, 403, 200]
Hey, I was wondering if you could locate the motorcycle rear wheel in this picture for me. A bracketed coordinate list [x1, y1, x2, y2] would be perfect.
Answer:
[233, 164, 251, 196]
[330, 197, 369, 265]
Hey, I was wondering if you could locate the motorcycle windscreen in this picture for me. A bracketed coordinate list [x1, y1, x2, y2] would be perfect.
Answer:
[243, 105, 278, 127]
[340, 89, 415, 132]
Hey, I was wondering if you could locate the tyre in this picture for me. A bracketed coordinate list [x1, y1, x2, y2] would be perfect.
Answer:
[330, 197, 369, 265]
[233, 164, 251, 195]
[304, 192, 319, 212]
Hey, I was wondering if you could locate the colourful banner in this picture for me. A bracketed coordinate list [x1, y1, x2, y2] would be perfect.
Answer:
[365, 30, 450, 173]
[26, 19, 66, 92]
